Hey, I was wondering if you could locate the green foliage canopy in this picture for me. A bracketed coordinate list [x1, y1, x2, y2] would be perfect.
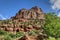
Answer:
[43, 12, 60, 38]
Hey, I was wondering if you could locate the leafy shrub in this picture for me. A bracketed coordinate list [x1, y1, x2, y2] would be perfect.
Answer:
[16, 32, 24, 38]
[1, 20, 9, 24]
[9, 33, 16, 38]
[57, 38, 60, 40]
[3, 36, 12, 40]
[43, 13, 60, 38]
[0, 30, 7, 35]
[28, 30, 39, 36]
[47, 36, 56, 40]
[47, 37, 60, 40]
[32, 30, 39, 34]
[28, 31, 35, 36]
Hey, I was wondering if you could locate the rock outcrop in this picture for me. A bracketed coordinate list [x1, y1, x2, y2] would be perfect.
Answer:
[11, 6, 45, 20]
[0, 6, 47, 40]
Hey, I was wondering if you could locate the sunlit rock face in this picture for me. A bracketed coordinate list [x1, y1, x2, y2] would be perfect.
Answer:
[0, 6, 45, 32]
[0, 6, 47, 40]
[9, 6, 45, 32]
[11, 6, 45, 20]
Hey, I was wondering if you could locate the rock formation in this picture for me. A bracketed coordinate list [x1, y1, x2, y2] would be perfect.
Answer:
[11, 6, 45, 20]
[0, 6, 47, 40]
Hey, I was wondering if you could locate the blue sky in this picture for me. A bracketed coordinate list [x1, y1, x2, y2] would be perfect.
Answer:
[0, 0, 60, 20]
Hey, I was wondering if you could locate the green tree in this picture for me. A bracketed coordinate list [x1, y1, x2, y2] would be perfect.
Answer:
[43, 12, 60, 38]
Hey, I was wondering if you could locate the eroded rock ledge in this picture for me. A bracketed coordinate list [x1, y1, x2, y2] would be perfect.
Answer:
[0, 6, 47, 40]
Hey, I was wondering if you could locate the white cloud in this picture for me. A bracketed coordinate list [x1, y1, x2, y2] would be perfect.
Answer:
[50, 0, 60, 17]
[0, 14, 7, 20]
[50, 0, 60, 10]
[50, 0, 56, 4]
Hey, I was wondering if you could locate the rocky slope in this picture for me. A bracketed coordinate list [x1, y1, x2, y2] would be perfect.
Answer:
[0, 6, 47, 40]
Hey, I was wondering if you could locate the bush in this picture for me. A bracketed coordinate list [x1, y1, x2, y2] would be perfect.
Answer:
[16, 32, 24, 38]
[32, 30, 39, 34]
[28, 30, 39, 36]
[9, 33, 16, 38]
[0, 30, 7, 35]
[43, 13, 60, 38]
[1, 20, 9, 24]
[47, 37, 60, 40]
[28, 31, 34, 36]
[3, 36, 12, 40]
[47, 36, 56, 40]
[57, 38, 60, 40]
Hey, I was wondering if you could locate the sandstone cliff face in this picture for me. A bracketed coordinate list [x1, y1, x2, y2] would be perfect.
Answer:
[11, 6, 45, 20]
[0, 6, 46, 40]
[9, 6, 45, 33]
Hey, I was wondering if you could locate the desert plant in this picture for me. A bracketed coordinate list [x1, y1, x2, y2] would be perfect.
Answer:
[9, 33, 16, 38]
[1, 20, 10, 24]
[16, 32, 24, 38]
[28, 30, 39, 36]
[0, 30, 7, 35]
[3, 36, 12, 40]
